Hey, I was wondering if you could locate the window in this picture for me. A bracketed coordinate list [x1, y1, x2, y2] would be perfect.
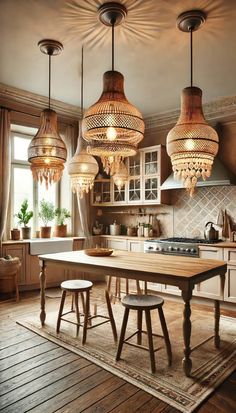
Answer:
[11, 126, 58, 234]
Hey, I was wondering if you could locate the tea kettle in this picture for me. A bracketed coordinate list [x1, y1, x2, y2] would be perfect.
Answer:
[204, 222, 219, 241]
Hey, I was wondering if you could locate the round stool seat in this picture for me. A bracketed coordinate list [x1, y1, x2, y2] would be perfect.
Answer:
[121, 294, 164, 310]
[61, 280, 93, 292]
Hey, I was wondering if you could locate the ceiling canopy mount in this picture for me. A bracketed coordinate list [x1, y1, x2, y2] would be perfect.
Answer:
[38, 39, 63, 56]
[98, 2, 127, 27]
[177, 10, 206, 32]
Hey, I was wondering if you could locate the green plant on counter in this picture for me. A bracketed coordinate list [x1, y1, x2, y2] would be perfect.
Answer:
[39, 200, 55, 227]
[54, 208, 71, 225]
[15, 199, 33, 227]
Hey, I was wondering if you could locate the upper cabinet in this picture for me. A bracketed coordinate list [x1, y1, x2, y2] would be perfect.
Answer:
[91, 145, 171, 206]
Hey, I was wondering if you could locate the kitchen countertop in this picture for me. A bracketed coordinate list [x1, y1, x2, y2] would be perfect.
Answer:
[2, 237, 85, 245]
[97, 235, 153, 241]
[199, 241, 236, 248]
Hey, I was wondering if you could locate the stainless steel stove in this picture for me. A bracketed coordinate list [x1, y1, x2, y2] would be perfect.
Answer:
[144, 237, 222, 257]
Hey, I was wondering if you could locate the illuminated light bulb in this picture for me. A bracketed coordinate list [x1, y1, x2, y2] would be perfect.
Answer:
[107, 126, 117, 141]
[185, 139, 195, 150]
[44, 158, 51, 164]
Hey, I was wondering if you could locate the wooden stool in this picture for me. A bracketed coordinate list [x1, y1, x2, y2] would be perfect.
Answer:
[107, 276, 147, 301]
[56, 280, 117, 344]
[116, 294, 172, 373]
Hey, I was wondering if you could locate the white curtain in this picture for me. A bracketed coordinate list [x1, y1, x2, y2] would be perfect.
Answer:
[0, 108, 11, 256]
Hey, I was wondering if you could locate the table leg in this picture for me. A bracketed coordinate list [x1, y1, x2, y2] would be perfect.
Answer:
[40, 260, 46, 326]
[214, 273, 225, 348]
[182, 288, 193, 377]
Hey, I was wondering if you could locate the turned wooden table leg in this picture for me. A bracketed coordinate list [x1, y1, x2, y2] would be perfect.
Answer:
[182, 288, 193, 377]
[214, 273, 225, 348]
[39, 260, 46, 326]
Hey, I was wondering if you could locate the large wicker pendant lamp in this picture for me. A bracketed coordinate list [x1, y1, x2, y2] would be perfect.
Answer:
[82, 2, 145, 175]
[68, 47, 99, 198]
[28, 40, 67, 188]
[167, 11, 219, 197]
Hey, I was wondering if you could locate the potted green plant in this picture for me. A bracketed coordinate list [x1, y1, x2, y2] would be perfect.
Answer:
[54, 208, 71, 237]
[15, 199, 33, 239]
[38, 200, 55, 238]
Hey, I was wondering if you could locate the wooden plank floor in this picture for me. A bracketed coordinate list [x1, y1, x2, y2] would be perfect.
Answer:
[0, 288, 236, 413]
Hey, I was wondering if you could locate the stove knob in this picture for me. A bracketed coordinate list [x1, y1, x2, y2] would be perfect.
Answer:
[160, 247, 164, 252]
[155, 247, 159, 251]
[174, 247, 179, 251]
[191, 248, 196, 253]
[186, 248, 191, 253]
[148, 246, 153, 250]
[168, 246, 174, 251]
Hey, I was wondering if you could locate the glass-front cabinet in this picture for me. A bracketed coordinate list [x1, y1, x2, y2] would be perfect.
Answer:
[91, 145, 170, 206]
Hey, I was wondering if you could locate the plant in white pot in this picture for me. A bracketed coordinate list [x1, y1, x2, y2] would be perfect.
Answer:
[54, 208, 71, 237]
[39, 200, 55, 238]
[15, 199, 33, 239]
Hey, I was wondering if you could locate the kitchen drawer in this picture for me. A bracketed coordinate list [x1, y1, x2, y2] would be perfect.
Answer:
[199, 246, 224, 260]
[127, 240, 144, 252]
[106, 238, 127, 251]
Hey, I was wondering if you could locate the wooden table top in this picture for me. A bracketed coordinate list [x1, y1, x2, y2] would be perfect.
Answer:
[39, 250, 227, 281]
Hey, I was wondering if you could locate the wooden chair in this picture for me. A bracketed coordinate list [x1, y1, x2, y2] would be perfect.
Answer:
[0, 257, 21, 302]
[56, 280, 117, 344]
[116, 294, 172, 373]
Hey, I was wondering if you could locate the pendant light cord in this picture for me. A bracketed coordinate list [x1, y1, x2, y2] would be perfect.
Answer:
[48, 53, 51, 109]
[111, 18, 116, 71]
[81, 46, 84, 117]
[190, 28, 193, 87]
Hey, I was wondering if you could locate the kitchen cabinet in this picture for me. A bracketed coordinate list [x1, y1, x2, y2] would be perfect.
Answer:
[194, 247, 224, 299]
[224, 248, 236, 303]
[2, 243, 27, 285]
[91, 145, 170, 206]
[127, 239, 144, 252]
[105, 238, 127, 251]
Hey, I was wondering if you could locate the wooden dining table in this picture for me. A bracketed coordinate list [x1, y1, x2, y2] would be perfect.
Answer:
[38, 249, 227, 377]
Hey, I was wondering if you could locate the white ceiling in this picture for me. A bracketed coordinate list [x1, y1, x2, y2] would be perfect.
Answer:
[1, 0, 236, 116]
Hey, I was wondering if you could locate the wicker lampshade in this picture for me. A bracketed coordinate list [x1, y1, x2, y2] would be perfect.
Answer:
[28, 108, 67, 188]
[167, 87, 219, 196]
[112, 161, 128, 191]
[83, 70, 144, 173]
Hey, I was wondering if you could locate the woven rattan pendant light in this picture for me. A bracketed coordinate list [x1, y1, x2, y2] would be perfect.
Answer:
[167, 11, 219, 197]
[112, 161, 128, 191]
[82, 2, 145, 175]
[28, 40, 67, 188]
[68, 47, 99, 198]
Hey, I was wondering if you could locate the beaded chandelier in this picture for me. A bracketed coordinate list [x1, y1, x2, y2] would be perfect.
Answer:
[82, 2, 144, 175]
[68, 47, 99, 198]
[166, 11, 219, 197]
[112, 161, 128, 191]
[28, 40, 67, 188]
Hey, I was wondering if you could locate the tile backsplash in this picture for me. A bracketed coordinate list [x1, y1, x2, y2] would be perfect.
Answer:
[172, 186, 236, 238]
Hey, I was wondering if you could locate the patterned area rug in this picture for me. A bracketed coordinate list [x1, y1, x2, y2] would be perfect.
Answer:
[18, 292, 236, 413]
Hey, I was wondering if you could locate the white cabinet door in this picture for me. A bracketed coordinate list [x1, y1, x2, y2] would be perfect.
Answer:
[195, 247, 224, 299]
[223, 248, 236, 303]
[224, 265, 236, 303]
[127, 240, 144, 252]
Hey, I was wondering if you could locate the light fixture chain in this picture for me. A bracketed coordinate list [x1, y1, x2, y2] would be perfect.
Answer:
[81, 45, 84, 116]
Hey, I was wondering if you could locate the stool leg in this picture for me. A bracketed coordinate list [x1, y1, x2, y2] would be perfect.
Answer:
[82, 290, 90, 345]
[71, 294, 74, 311]
[137, 309, 143, 345]
[145, 309, 156, 373]
[125, 279, 129, 295]
[158, 307, 172, 366]
[74, 292, 80, 337]
[107, 275, 112, 293]
[15, 272, 19, 302]
[56, 290, 66, 333]
[105, 290, 117, 342]
[144, 281, 148, 295]
[116, 308, 129, 361]
[136, 280, 142, 295]
[80, 292, 86, 314]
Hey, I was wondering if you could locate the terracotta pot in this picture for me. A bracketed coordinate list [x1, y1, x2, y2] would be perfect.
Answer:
[21, 227, 31, 239]
[40, 226, 51, 238]
[11, 229, 21, 241]
[54, 224, 67, 237]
